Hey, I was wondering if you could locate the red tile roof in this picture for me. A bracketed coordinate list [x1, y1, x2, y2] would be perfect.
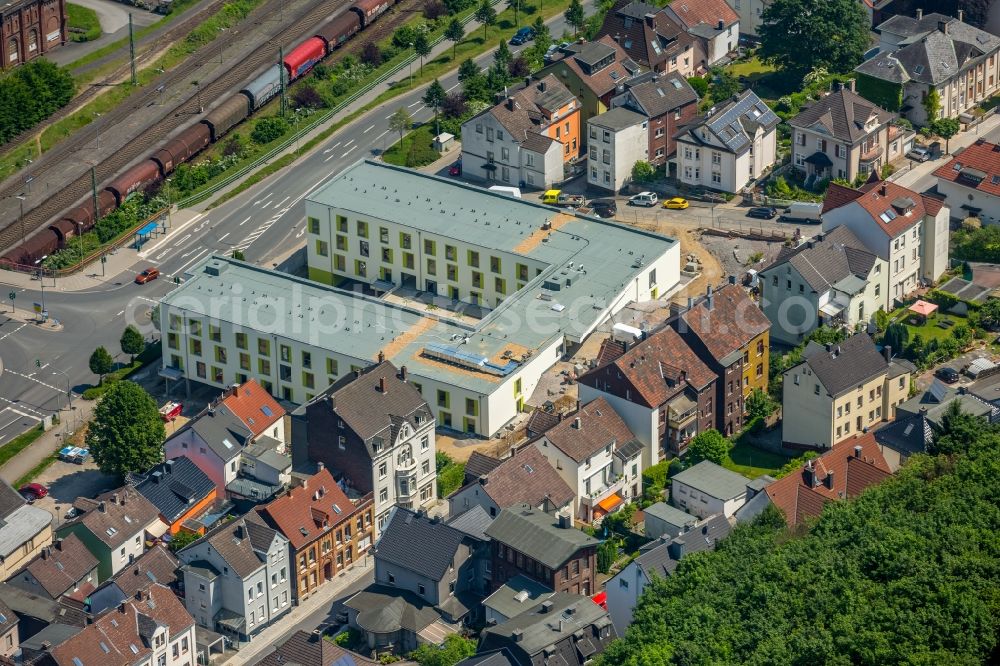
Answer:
[256, 468, 358, 550]
[920, 192, 946, 216]
[664, 0, 738, 30]
[764, 433, 891, 526]
[539, 397, 638, 463]
[580, 327, 716, 408]
[933, 139, 1000, 197]
[681, 283, 771, 363]
[821, 181, 863, 214]
[49, 584, 193, 666]
[825, 179, 926, 238]
[219, 379, 284, 437]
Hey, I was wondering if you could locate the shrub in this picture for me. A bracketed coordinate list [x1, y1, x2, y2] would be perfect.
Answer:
[292, 83, 326, 109]
[632, 160, 655, 183]
[0, 60, 76, 143]
[361, 42, 383, 67]
[642, 461, 670, 489]
[687, 76, 709, 97]
[251, 116, 289, 144]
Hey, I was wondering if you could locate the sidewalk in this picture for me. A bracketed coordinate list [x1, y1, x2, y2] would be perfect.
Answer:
[0, 400, 94, 485]
[0, 246, 143, 291]
[891, 112, 1000, 189]
[223, 556, 373, 665]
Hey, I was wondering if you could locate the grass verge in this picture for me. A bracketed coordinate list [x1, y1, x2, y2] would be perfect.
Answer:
[67, 3, 102, 42]
[382, 123, 440, 167]
[0, 425, 45, 468]
[81, 342, 162, 400]
[15, 452, 59, 488]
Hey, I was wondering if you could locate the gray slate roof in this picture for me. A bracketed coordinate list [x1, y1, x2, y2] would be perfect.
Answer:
[790, 87, 894, 143]
[642, 502, 696, 530]
[179, 515, 282, 579]
[671, 461, 748, 501]
[446, 504, 494, 541]
[0, 481, 25, 519]
[181, 409, 253, 462]
[0, 504, 52, 559]
[857, 15, 1000, 86]
[798, 333, 888, 397]
[482, 574, 553, 620]
[589, 107, 647, 131]
[344, 584, 441, 634]
[762, 226, 878, 292]
[632, 514, 732, 578]
[614, 72, 698, 118]
[456, 650, 518, 666]
[130, 457, 215, 524]
[873, 411, 933, 457]
[375, 507, 467, 582]
[484, 505, 597, 570]
[478, 591, 613, 659]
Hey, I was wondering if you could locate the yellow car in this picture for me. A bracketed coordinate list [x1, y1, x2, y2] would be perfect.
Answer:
[663, 197, 690, 210]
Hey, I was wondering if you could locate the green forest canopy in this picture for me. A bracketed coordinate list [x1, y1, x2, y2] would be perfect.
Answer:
[599, 427, 1000, 665]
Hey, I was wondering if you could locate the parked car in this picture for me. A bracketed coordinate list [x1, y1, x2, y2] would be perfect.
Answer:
[779, 202, 823, 224]
[58, 446, 90, 464]
[511, 27, 535, 45]
[663, 197, 689, 210]
[544, 42, 569, 62]
[19, 483, 48, 502]
[628, 192, 658, 207]
[935, 366, 960, 383]
[590, 199, 617, 218]
[557, 193, 586, 207]
[906, 146, 930, 162]
[448, 160, 461, 176]
[135, 267, 159, 284]
[747, 206, 777, 219]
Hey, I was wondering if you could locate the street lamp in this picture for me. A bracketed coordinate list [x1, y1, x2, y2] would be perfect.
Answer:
[33, 255, 46, 319]
[52, 369, 74, 412]
[16, 194, 25, 247]
[408, 43, 414, 87]
[93, 113, 102, 152]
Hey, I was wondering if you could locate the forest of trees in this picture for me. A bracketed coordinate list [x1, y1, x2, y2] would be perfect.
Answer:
[0, 60, 75, 143]
[599, 413, 1000, 665]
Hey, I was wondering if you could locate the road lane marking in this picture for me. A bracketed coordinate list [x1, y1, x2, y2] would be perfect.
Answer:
[5, 369, 62, 393]
[385, 113, 395, 119]
[135, 296, 158, 304]
[324, 153, 337, 162]
[170, 248, 211, 276]
[375, 130, 389, 141]
[446, 83, 460, 92]
[342, 146, 357, 158]
[138, 213, 204, 257]
[274, 196, 290, 209]
[217, 232, 230, 242]
[363, 124, 375, 133]
[0, 397, 45, 418]
[295, 227, 305, 238]
[239, 216, 252, 226]
[408, 100, 422, 108]
[115, 310, 125, 316]
[0, 323, 26, 342]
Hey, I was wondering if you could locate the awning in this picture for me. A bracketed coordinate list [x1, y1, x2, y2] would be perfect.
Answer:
[591, 591, 607, 609]
[908, 300, 938, 317]
[158, 367, 184, 381]
[597, 493, 624, 512]
[146, 518, 169, 539]
[819, 301, 846, 316]
[215, 609, 246, 631]
[481, 163, 497, 170]
[804, 151, 833, 167]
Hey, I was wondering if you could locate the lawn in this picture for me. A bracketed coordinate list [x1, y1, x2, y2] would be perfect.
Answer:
[889, 307, 969, 344]
[723, 442, 793, 478]
[382, 123, 441, 167]
[0, 425, 44, 468]
[66, 3, 101, 42]
[727, 56, 775, 79]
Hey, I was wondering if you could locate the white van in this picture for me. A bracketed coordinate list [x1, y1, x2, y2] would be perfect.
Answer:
[779, 201, 823, 224]
[488, 185, 522, 198]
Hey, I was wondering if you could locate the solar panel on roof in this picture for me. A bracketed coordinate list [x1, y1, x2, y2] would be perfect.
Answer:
[928, 379, 949, 403]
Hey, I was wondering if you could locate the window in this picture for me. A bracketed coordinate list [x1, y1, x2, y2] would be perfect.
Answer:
[422, 459, 430, 474]
[316, 240, 329, 256]
[437, 390, 450, 408]
[379, 487, 388, 503]
[379, 462, 387, 478]
[357, 220, 369, 238]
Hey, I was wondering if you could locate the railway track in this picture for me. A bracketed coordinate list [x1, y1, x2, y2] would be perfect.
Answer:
[0, 0, 420, 254]
[0, 0, 232, 158]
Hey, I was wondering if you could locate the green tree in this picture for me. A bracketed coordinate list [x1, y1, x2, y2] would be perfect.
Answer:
[930, 117, 960, 153]
[875, 308, 891, 333]
[923, 87, 941, 122]
[687, 429, 731, 465]
[85, 381, 165, 478]
[565, 0, 585, 36]
[413, 31, 432, 74]
[89, 346, 114, 385]
[250, 116, 289, 145]
[423, 79, 447, 134]
[746, 388, 775, 421]
[709, 68, 740, 102]
[389, 107, 413, 146]
[475, 0, 497, 40]
[883, 322, 910, 355]
[758, 0, 870, 80]
[687, 76, 709, 97]
[494, 39, 513, 69]
[410, 634, 477, 666]
[119, 325, 145, 364]
[232, 249, 246, 260]
[445, 17, 465, 59]
[597, 539, 618, 574]
[458, 57, 481, 82]
[508, 0, 520, 27]
[631, 160, 655, 183]
[932, 399, 990, 455]
[979, 299, 1000, 330]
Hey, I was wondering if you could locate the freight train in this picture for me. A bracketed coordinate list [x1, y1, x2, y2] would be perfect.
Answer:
[0, 0, 395, 267]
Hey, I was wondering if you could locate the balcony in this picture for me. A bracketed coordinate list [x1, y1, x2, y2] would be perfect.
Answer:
[580, 474, 626, 509]
[859, 144, 882, 163]
[666, 395, 698, 429]
[395, 458, 416, 474]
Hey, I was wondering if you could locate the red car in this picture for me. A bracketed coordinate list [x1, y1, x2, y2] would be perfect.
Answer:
[449, 161, 462, 177]
[19, 483, 48, 502]
[135, 267, 160, 284]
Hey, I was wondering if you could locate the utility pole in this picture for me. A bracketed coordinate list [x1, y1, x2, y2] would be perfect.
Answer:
[16, 195, 25, 246]
[129, 13, 137, 86]
[91, 166, 99, 223]
[279, 47, 287, 117]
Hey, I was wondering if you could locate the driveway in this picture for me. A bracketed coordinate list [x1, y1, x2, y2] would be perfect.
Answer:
[71, 0, 159, 34]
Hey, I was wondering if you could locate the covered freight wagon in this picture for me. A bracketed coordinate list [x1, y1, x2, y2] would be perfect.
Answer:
[315, 12, 361, 50]
[151, 123, 211, 176]
[49, 219, 79, 248]
[241, 64, 283, 111]
[105, 160, 163, 206]
[202, 95, 251, 142]
[351, 0, 392, 26]
[284, 37, 326, 80]
[1, 231, 60, 266]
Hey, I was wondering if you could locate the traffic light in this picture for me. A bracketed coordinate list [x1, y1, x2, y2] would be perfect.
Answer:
[35, 359, 40, 368]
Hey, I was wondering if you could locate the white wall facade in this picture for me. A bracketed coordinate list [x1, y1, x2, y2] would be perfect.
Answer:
[921, 203, 951, 283]
[577, 383, 659, 468]
[677, 126, 775, 193]
[586, 115, 648, 192]
[605, 561, 646, 635]
[937, 178, 999, 224]
[705, 24, 739, 65]
[671, 479, 745, 519]
[461, 113, 564, 189]
[370, 419, 438, 531]
[726, 0, 767, 36]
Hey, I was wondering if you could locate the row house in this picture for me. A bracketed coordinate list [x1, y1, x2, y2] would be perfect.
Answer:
[597, 0, 703, 75]
[0, 480, 53, 582]
[662, 0, 739, 66]
[611, 71, 700, 165]
[255, 467, 374, 602]
[934, 139, 1000, 224]
[856, 11, 1000, 125]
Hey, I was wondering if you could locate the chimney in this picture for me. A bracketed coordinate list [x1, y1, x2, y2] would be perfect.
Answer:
[825, 343, 833, 352]
[728, 275, 736, 285]
[524, 76, 531, 87]
[541, 600, 554, 613]
[854, 445, 863, 458]
[879, 184, 888, 196]
[825, 470, 835, 489]
[938, 19, 948, 34]
[354, 368, 362, 379]
[379, 376, 387, 394]
[717, 19, 724, 30]
[152, 471, 162, 484]
[557, 412, 564, 422]
[832, 81, 844, 92]
[486, 618, 498, 627]
[235, 524, 245, 540]
[317, 461, 325, 472]
[668, 536, 684, 559]
[513, 629, 524, 643]
[803, 460, 817, 487]
[573, 417, 581, 429]
[847, 79, 856, 92]
[377, 351, 385, 363]
[706, 285, 714, 310]
[232, 383, 240, 398]
[479, 475, 489, 485]
[507, 97, 515, 111]
[558, 513, 572, 529]
[119, 602, 127, 614]
[399, 366, 408, 382]
[559, 619, 565, 632]
[99, 501, 106, 513]
[883, 345, 892, 362]
[539, 80, 547, 92]
[41, 547, 48, 560]
[919, 406, 928, 416]
[55, 538, 63, 551]
[40, 641, 52, 650]
[112, 493, 119, 504]
[644, 13, 655, 27]
[310, 629, 322, 643]
[916, 8, 923, 19]
[165, 459, 174, 474]
[687, 296, 694, 311]
[957, 9, 963, 22]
